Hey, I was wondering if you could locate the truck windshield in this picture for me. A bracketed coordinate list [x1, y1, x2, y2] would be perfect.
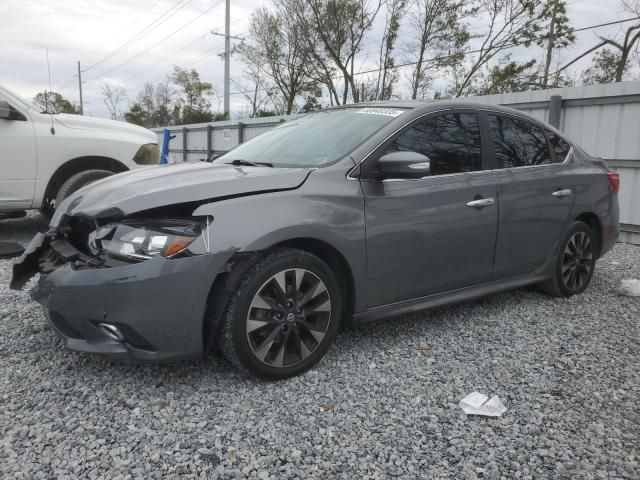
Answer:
[214, 107, 407, 168]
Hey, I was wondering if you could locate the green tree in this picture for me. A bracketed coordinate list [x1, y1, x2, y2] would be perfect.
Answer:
[171, 67, 214, 124]
[404, 0, 474, 100]
[537, 0, 575, 88]
[124, 81, 175, 128]
[33, 91, 79, 114]
[236, 5, 318, 114]
[453, 0, 545, 97]
[372, 0, 407, 100]
[552, 1, 639, 84]
[581, 49, 628, 85]
[470, 57, 538, 95]
[302, 0, 384, 104]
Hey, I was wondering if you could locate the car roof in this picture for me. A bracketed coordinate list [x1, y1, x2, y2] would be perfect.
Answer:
[332, 99, 567, 136]
[338, 99, 528, 116]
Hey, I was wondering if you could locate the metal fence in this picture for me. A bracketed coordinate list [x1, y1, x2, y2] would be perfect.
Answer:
[154, 80, 640, 244]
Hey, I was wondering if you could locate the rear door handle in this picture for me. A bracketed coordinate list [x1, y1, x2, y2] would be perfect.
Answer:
[552, 189, 572, 198]
[466, 198, 495, 208]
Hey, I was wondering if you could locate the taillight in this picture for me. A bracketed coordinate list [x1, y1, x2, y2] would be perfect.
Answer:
[606, 171, 620, 193]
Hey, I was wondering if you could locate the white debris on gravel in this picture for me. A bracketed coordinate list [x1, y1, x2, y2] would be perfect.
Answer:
[459, 392, 507, 417]
[1, 213, 639, 479]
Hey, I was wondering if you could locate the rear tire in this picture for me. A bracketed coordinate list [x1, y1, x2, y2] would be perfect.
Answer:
[218, 248, 342, 380]
[54, 169, 114, 208]
[538, 221, 596, 298]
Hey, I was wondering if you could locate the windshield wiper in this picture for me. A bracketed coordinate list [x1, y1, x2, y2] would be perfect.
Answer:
[227, 159, 274, 167]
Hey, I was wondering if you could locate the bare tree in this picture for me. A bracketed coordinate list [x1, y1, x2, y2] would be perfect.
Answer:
[453, 0, 544, 97]
[599, 1, 640, 81]
[236, 5, 318, 114]
[372, 0, 407, 100]
[404, 0, 474, 99]
[538, 0, 575, 88]
[231, 77, 280, 117]
[302, 0, 384, 104]
[553, 1, 640, 83]
[100, 82, 127, 120]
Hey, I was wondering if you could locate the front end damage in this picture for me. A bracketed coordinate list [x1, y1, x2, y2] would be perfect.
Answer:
[11, 213, 235, 362]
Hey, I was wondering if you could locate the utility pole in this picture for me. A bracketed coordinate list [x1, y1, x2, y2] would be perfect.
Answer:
[77, 61, 84, 115]
[211, 2, 242, 119]
[224, 0, 230, 118]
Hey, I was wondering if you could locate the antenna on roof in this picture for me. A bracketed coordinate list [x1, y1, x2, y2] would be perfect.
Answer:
[45, 49, 55, 135]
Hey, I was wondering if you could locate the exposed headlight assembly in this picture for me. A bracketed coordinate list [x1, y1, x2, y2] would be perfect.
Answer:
[88, 219, 205, 261]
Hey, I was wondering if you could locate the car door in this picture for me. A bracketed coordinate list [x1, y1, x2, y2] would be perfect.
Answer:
[359, 111, 499, 308]
[0, 92, 37, 209]
[486, 113, 575, 278]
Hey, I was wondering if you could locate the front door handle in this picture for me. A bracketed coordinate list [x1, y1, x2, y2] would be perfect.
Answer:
[466, 198, 495, 208]
[552, 188, 573, 198]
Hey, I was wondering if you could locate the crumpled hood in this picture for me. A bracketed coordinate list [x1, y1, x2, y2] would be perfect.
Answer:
[54, 114, 157, 142]
[55, 162, 313, 220]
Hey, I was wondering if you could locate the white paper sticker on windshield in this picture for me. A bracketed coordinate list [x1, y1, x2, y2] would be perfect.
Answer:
[356, 107, 404, 117]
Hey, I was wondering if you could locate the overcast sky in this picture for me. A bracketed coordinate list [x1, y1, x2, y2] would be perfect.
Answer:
[1, 0, 637, 118]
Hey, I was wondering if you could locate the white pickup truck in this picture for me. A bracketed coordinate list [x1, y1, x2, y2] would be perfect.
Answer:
[0, 86, 158, 215]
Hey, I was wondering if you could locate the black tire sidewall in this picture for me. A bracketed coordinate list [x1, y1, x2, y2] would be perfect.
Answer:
[55, 169, 114, 207]
[229, 250, 342, 380]
[555, 221, 596, 297]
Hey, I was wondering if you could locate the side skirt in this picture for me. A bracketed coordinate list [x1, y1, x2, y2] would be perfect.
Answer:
[352, 256, 555, 326]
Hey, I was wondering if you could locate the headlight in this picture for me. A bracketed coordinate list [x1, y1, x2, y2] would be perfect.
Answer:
[132, 143, 160, 165]
[88, 219, 204, 261]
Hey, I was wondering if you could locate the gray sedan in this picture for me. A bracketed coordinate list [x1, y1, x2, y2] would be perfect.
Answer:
[12, 101, 620, 379]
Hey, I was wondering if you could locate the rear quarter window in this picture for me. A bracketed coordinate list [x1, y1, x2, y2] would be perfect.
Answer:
[545, 131, 572, 163]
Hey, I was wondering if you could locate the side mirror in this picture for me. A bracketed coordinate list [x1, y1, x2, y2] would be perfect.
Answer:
[0, 100, 11, 120]
[378, 151, 431, 179]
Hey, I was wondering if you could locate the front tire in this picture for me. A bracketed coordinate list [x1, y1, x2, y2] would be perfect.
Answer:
[219, 248, 342, 380]
[538, 221, 596, 298]
[54, 169, 114, 208]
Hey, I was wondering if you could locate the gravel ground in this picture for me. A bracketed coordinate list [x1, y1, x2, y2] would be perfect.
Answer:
[1, 213, 639, 479]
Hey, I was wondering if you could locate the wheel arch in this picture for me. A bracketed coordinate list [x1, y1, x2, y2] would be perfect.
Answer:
[203, 237, 357, 353]
[274, 237, 356, 322]
[574, 212, 603, 258]
[42, 156, 129, 209]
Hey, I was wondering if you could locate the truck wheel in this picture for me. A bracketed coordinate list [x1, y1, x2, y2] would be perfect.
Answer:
[54, 169, 114, 208]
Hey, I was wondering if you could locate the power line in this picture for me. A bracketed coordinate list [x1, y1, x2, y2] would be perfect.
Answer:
[124, 34, 210, 82]
[227, 16, 640, 97]
[572, 16, 640, 33]
[86, 0, 223, 81]
[124, 12, 252, 83]
[84, 0, 193, 72]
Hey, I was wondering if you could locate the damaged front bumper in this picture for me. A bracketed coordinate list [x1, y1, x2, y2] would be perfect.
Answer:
[12, 232, 234, 362]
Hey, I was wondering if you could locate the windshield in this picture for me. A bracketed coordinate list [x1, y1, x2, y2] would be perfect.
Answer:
[214, 107, 407, 168]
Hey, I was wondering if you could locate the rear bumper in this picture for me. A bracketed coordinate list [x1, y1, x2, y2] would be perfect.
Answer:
[30, 252, 233, 362]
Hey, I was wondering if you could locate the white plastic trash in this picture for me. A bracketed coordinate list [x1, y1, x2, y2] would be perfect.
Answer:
[459, 392, 507, 417]
[619, 279, 640, 297]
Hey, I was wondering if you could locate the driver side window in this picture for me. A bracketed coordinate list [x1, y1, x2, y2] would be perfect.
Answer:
[382, 112, 483, 176]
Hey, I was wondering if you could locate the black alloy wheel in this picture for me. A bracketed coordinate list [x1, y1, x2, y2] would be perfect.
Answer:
[218, 248, 342, 380]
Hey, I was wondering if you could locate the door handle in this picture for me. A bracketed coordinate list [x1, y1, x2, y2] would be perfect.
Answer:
[552, 189, 572, 198]
[466, 198, 495, 208]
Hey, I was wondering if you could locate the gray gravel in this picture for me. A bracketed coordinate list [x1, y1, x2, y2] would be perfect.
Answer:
[1, 213, 639, 479]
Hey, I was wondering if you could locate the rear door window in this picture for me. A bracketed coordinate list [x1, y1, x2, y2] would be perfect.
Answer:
[488, 115, 552, 168]
[381, 112, 483, 176]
